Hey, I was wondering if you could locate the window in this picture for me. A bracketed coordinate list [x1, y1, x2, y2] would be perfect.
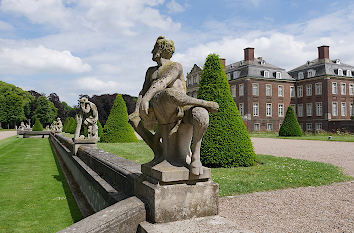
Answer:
[253, 103, 259, 116]
[306, 103, 312, 116]
[297, 86, 303, 97]
[239, 103, 244, 116]
[239, 84, 244, 96]
[267, 123, 273, 131]
[349, 84, 354, 95]
[315, 123, 322, 131]
[278, 85, 284, 97]
[298, 72, 304, 79]
[341, 102, 347, 116]
[338, 69, 343, 76]
[298, 104, 303, 117]
[346, 70, 352, 77]
[350, 103, 354, 116]
[315, 82, 322, 95]
[254, 123, 260, 131]
[275, 72, 282, 79]
[307, 70, 315, 78]
[263, 70, 270, 78]
[332, 102, 338, 116]
[252, 83, 259, 96]
[306, 123, 312, 131]
[290, 86, 295, 97]
[299, 123, 303, 130]
[306, 84, 312, 96]
[233, 71, 240, 79]
[227, 73, 231, 80]
[266, 84, 272, 96]
[332, 82, 337, 94]
[290, 104, 296, 113]
[231, 85, 236, 97]
[341, 83, 346, 95]
[266, 103, 272, 116]
[316, 102, 322, 116]
[278, 103, 284, 117]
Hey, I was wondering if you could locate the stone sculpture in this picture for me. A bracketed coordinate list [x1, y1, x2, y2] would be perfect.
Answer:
[18, 122, 25, 131]
[74, 97, 98, 139]
[56, 117, 63, 133]
[129, 36, 218, 176]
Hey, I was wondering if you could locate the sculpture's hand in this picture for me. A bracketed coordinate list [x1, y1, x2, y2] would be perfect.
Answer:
[128, 111, 141, 128]
[207, 101, 219, 114]
[140, 98, 149, 115]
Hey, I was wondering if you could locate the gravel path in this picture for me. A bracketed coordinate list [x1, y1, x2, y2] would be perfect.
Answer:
[219, 137, 354, 233]
[0, 131, 16, 141]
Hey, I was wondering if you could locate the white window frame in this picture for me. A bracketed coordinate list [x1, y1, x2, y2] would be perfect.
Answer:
[278, 85, 284, 97]
[349, 84, 354, 95]
[266, 103, 272, 117]
[341, 83, 346, 95]
[346, 70, 352, 77]
[306, 103, 313, 116]
[266, 123, 273, 131]
[306, 123, 312, 131]
[263, 70, 270, 78]
[315, 123, 322, 131]
[332, 82, 337, 94]
[275, 72, 282, 79]
[350, 103, 354, 116]
[307, 69, 315, 78]
[316, 102, 322, 116]
[315, 82, 322, 95]
[253, 103, 259, 116]
[227, 73, 231, 80]
[239, 103, 244, 116]
[341, 102, 347, 116]
[298, 72, 304, 79]
[332, 102, 338, 116]
[306, 84, 312, 96]
[233, 71, 240, 79]
[338, 68, 343, 76]
[231, 85, 236, 97]
[290, 86, 295, 97]
[298, 104, 303, 117]
[266, 84, 272, 96]
[254, 123, 260, 131]
[297, 85, 303, 97]
[252, 83, 259, 96]
[278, 103, 284, 117]
[239, 84, 244, 96]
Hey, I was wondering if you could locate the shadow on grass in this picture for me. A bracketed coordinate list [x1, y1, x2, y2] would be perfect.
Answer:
[50, 145, 82, 223]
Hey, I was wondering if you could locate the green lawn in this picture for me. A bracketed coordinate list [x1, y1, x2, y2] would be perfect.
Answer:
[98, 141, 352, 196]
[250, 132, 354, 142]
[0, 136, 82, 233]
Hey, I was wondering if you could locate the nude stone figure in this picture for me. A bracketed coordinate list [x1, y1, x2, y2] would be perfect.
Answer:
[129, 36, 218, 176]
[74, 97, 98, 140]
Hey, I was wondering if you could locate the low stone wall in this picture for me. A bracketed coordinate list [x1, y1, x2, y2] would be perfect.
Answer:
[49, 133, 146, 233]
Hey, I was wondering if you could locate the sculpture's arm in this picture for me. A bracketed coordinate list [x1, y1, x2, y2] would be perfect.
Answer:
[90, 103, 99, 123]
[81, 103, 91, 114]
[140, 63, 181, 114]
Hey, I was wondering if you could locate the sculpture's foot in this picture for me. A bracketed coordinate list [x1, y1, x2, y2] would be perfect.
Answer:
[186, 154, 191, 165]
[190, 160, 203, 176]
[145, 155, 165, 167]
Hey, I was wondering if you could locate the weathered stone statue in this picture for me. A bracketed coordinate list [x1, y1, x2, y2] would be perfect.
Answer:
[50, 121, 56, 131]
[129, 36, 218, 176]
[56, 117, 63, 133]
[18, 122, 25, 131]
[74, 97, 98, 139]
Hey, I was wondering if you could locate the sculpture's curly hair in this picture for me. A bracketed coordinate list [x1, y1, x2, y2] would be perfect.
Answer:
[155, 36, 175, 59]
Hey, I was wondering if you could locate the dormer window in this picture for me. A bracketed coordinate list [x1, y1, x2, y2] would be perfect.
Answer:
[260, 60, 266, 65]
[335, 59, 341, 64]
[275, 72, 282, 79]
[298, 72, 304, 79]
[306, 61, 311, 66]
[337, 69, 343, 76]
[227, 73, 231, 80]
[346, 70, 352, 77]
[233, 71, 240, 79]
[262, 70, 270, 78]
[307, 69, 316, 78]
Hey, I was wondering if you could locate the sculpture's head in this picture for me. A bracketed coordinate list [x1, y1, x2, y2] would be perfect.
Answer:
[152, 36, 175, 62]
[57, 117, 60, 121]
[80, 96, 89, 108]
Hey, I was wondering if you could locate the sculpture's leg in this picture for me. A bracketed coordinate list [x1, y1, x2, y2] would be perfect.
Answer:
[189, 107, 209, 175]
[74, 118, 82, 139]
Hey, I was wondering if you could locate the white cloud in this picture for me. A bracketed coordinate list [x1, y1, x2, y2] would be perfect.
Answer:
[0, 21, 13, 31]
[166, 0, 185, 13]
[0, 45, 91, 74]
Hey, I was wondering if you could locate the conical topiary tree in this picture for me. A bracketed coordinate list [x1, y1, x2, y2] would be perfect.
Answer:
[65, 117, 76, 134]
[100, 94, 138, 143]
[32, 118, 43, 131]
[279, 106, 303, 136]
[63, 118, 70, 132]
[197, 54, 256, 167]
[97, 120, 103, 137]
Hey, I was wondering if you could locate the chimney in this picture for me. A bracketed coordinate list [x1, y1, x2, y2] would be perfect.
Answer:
[219, 58, 226, 69]
[318, 45, 329, 62]
[244, 47, 254, 63]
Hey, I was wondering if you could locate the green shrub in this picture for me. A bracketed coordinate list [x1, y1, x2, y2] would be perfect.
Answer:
[65, 117, 76, 134]
[101, 94, 138, 143]
[279, 106, 302, 136]
[198, 54, 256, 167]
[32, 118, 43, 131]
[97, 120, 103, 137]
[63, 118, 70, 132]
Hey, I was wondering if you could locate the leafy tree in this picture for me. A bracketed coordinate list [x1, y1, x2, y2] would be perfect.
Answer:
[197, 54, 256, 167]
[0, 93, 26, 128]
[66, 117, 76, 134]
[32, 118, 44, 131]
[279, 106, 303, 136]
[34, 96, 58, 125]
[100, 94, 138, 143]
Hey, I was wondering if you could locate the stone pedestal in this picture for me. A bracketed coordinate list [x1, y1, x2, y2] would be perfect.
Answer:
[135, 160, 219, 223]
[72, 138, 97, 155]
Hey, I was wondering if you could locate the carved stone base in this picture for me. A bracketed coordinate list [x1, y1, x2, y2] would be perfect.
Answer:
[72, 138, 97, 155]
[135, 177, 219, 223]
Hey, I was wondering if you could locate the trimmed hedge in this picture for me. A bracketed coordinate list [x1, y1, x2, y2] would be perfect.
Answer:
[32, 118, 43, 131]
[100, 94, 138, 143]
[279, 106, 303, 136]
[63, 118, 70, 132]
[64, 117, 76, 134]
[198, 54, 256, 168]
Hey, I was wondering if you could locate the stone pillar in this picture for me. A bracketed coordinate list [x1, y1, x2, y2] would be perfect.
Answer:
[72, 138, 98, 156]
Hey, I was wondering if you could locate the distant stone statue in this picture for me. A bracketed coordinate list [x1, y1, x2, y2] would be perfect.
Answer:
[50, 121, 56, 131]
[74, 97, 98, 139]
[18, 122, 25, 131]
[56, 117, 63, 133]
[129, 36, 218, 176]
[45, 125, 50, 131]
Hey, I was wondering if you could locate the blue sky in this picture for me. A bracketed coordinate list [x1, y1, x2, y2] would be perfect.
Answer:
[0, 0, 354, 105]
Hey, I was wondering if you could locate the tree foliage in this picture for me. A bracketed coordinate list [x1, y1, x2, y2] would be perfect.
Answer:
[32, 118, 44, 131]
[279, 106, 303, 136]
[197, 54, 256, 167]
[34, 96, 58, 125]
[100, 94, 138, 143]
